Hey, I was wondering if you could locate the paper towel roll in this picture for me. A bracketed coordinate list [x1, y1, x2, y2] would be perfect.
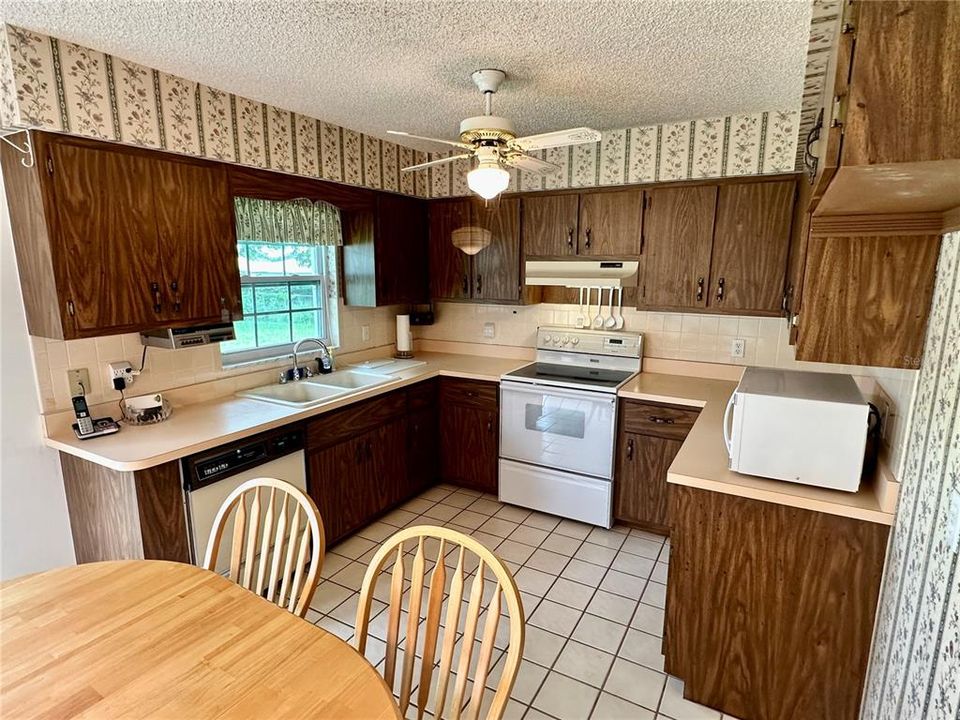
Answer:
[396, 314, 412, 353]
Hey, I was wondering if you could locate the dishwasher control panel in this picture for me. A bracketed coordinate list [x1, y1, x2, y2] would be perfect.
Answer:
[182, 427, 304, 491]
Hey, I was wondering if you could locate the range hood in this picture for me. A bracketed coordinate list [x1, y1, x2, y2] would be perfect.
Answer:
[524, 260, 639, 287]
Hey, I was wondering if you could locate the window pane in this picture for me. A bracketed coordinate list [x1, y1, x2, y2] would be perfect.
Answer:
[247, 243, 284, 276]
[284, 244, 319, 276]
[290, 282, 322, 310]
[255, 313, 291, 347]
[254, 284, 290, 312]
[241, 285, 255, 312]
[237, 243, 249, 277]
[221, 317, 257, 354]
[291, 310, 322, 339]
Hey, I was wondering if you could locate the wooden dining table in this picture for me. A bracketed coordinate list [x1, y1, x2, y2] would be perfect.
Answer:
[0, 560, 401, 719]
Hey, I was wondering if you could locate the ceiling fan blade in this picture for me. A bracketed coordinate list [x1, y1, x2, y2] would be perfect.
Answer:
[502, 152, 561, 174]
[401, 153, 472, 172]
[387, 130, 474, 151]
[509, 127, 602, 151]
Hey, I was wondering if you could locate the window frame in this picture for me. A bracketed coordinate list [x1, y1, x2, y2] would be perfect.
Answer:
[222, 242, 338, 365]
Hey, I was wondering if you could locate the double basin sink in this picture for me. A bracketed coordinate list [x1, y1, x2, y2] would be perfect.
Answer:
[237, 369, 397, 408]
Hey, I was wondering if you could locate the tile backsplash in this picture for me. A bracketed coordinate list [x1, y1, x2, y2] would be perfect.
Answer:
[418, 302, 919, 479]
[30, 301, 401, 415]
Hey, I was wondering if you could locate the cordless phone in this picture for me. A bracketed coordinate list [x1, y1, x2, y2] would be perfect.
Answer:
[71, 395, 120, 440]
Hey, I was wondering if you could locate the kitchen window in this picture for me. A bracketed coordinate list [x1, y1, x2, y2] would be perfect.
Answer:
[221, 198, 341, 364]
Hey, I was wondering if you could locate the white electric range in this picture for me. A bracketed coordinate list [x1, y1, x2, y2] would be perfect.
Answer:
[499, 326, 643, 528]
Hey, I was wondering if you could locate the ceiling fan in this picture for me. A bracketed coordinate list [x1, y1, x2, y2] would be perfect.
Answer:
[389, 69, 600, 200]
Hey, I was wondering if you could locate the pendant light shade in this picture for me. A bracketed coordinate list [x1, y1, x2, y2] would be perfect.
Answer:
[451, 225, 493, 255]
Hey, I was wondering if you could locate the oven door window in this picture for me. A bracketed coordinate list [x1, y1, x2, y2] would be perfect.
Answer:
[524, 402, 586, 439]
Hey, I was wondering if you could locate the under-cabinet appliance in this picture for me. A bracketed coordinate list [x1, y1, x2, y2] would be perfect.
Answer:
[523, 260, 639, 287]
[181, 427, 306, 572]
[723, 367, 869, 492]
[140, 322, 236, 350]
[499, 326, 643, 527]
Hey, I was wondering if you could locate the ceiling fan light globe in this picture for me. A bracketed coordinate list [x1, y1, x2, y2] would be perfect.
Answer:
[467, 165, 510, 200]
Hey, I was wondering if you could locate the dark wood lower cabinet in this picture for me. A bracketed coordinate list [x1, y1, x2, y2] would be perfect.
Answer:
[664, 484, 889, 720]
[439, 378, 499, 494]
[614, 399, 699, 534]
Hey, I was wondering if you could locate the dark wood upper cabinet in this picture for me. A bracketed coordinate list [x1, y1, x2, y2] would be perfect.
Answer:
[429, 199, 472, 300]
[153, 161, 241, 323]
[709, 180, 795, 314]
[639, 185, 717, 310]
[1, 132, 241, 339]
[428, 197, 523, 303]
[472, 198, 521, 302]
[521, 194, 579, 257]
[343, 193, 429, 307]
[578, 189, 644, 257]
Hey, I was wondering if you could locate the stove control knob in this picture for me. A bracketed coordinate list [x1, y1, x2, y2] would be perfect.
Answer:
[571, 337, 579, 345]
[553, 336, 562, 345]
[561, 336, 569, 345]
[542, 335, 552, 344]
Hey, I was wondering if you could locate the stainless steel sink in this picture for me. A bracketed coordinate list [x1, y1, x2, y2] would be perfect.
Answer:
[307, 369, 396, 391]
[237, 382, 348, 407]
[237, 369, 396, 408]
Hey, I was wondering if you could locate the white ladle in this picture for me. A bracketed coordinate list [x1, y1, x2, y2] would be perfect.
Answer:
[604, 287, 617, 329]
[614, 287, 625, 329]
[592, 286, 604, 328]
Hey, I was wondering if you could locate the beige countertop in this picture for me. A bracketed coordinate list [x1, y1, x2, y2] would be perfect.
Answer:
[43, 352, 527, 472]
[620, 372, 896, 526]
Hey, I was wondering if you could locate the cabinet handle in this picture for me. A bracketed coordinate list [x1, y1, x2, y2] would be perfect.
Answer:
[584, 228, 592, 249]
[648, 416, 675, 425]
[486, 418, 493, 433]
[716, 277, 725, 302]
[466, 390, 477, 398]
[366, 439, 373, 460]
[462, 274, 468, 295]
[696, 276, 704, 302]
[567, 228, 574, 248]
[476, 274, 482, 295]
[150, 282, 162, 313]
[170, 280, 181, 312]
[626, 438, 634, 460]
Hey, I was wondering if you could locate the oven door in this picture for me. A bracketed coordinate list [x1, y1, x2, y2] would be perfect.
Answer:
[500, 381, 617, 479]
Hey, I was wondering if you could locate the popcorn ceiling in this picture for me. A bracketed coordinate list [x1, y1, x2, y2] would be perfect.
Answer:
[0, 0, 811, 145]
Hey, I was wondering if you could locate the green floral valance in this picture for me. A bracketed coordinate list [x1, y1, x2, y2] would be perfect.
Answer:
[234, 197, 343, 246]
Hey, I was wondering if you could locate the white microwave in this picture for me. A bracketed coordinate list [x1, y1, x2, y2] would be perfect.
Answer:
[723, 368, 870, 492]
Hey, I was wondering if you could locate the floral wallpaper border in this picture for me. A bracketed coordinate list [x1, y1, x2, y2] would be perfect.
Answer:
[1, 23, 801, 204]
[861, 231, 960, 720]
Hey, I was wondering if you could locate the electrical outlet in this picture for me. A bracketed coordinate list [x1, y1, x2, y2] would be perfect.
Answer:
[731, 338, 746, 358]
[108, 361, 136, 390]
[482, 322, 496, 339]
[67, 368, 91, 397]
[361, 325, 370, 342]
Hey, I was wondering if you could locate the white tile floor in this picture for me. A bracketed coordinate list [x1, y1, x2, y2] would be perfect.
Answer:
[304, 484, 740, 720]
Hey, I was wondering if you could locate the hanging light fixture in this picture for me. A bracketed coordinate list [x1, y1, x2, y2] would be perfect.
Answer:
[451, 225, 493, 255]
[467, 146, 510, 200]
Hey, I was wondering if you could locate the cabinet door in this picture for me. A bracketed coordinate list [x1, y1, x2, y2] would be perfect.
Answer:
[307, 437, 366, 545]
[795, 233, 940, 369]
[49, 141, 162, 335]
[376, 194, 428, 305]
[522, 194, 579, 257]
[153, 160, 240, 323]
[709, 181, 795, 314]
[429, 200, 471, 300]
[472, 198, 521, 302]
[614, 431, 681, 531]
[639, 186, 717, 310]
[369, 417, 408, 510]
[406, 405, 439, 497]
[577, 189, 643, 257]
[440, 403, 498, 493]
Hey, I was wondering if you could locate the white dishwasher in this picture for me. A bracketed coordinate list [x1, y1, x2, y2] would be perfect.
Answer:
[181, 427, 307, 574]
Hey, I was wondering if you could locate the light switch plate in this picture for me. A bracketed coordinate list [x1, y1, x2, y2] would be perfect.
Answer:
[67, 368, 91, 397]
[361, 325, 370, 342]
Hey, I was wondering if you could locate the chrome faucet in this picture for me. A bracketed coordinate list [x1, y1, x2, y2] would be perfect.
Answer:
[282, 337, 335, 383]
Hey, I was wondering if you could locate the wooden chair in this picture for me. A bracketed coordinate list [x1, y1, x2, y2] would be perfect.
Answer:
[204, 477, 325, 618]
[355, 525, 525, 720]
